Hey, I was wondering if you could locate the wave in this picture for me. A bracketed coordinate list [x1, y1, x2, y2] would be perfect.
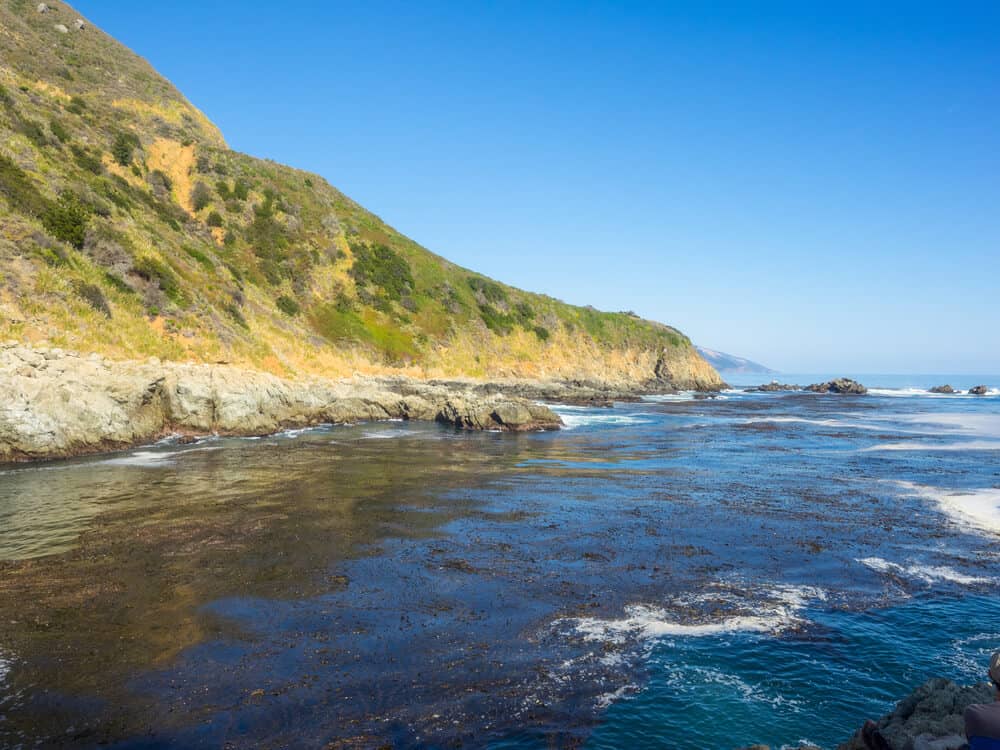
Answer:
[742, 416, 898, 432]
[892, 481, 1000, 536]
[864, 440, 1000, 452]
[559, 583, 825, 645]
[867, 387, 999, 398]
[551, 409, 656, 430]
[642, 393, 696, 402]
[857, 557, 992, 585]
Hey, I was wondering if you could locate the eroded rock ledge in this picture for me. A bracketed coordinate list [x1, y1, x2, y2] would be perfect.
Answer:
[0, 344, 571, 462]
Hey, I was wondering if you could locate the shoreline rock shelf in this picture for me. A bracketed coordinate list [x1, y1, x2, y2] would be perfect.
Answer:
[0, 345, 565, 461]
[0, 344, 712, 462]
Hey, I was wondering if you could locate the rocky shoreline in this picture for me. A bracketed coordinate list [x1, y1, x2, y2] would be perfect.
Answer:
[737, 679, 994, 750]
[0, 343, 708, 462]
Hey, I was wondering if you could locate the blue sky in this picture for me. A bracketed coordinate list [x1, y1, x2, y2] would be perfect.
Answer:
[75, 1, 1000, 373]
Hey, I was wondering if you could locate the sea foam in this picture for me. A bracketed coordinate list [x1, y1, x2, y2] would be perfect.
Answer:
[562, 584, 825, 646]
[857, 556, 992, 585]
[893, 481, 1000, 536]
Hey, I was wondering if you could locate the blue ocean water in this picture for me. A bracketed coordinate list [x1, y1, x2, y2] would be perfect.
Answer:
[0, 374, 998, 748]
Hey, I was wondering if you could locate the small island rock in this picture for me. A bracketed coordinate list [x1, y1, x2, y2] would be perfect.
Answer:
[969, 385, 989, 395]
[805, 378, 868, 395]
[929, 385, 954, 394]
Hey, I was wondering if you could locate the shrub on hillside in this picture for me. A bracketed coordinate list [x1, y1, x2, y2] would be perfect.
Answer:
[49, 118, 70, 143]
[233, 179, 250, 201]
[73, 280, 111, 318]
[111, 132, 139, 166]
[66, 96, 86, 115]
[275, 295, 300, 316]
[206, 211, 223, 227]
[133, 256, 184, 305]
[0, 155, 49, 217]
[41, 192, 91, 249]
[348, 242, 414, 306]
[191, 182, 212, 212]
[183, 245, 214, 270]
[18, 118, 48, 147]
[70, 144, 103, 174]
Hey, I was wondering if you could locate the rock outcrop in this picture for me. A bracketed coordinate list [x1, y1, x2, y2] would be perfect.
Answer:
[840, 679, 994, 750]
[969, 385, 990, 396]
[805, 378, 868, 395]
[746, 381, 802, 392]
[0, 344, 565, 462]
[930, 385, 955, 394]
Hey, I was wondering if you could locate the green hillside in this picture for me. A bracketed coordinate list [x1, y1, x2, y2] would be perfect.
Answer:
[0, 0, 722, 388]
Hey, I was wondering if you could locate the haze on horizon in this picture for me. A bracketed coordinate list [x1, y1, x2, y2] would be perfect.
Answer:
[74, 0, 1000, 374]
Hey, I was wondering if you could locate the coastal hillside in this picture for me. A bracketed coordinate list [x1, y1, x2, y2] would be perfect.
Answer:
[696, 346, 775, 374]
[0, 1, 721, 388]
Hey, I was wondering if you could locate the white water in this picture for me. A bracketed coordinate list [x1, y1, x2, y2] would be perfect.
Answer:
[857, 556, 992, 585]
[893, 481, 1000, 536]
[562, 584, 826, 645]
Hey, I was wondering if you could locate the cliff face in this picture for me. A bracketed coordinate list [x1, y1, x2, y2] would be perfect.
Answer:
[0, 1, 723, 391]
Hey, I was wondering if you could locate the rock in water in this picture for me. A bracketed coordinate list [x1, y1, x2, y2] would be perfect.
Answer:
[746, 381, 801, 392]
[969, 385, 989, 395]
[805, 378, 868, 394]
[839, 678, 994, 750]
[929, 385, 955, 394]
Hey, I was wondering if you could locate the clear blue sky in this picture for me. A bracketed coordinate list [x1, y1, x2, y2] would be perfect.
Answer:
[75, 1, 1000, 373]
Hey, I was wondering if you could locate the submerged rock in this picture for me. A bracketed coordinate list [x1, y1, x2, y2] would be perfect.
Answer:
[839, 678, 994, 750]
[969, 385, 989, 395]
[805, 378, 868, 395]
[929, 385, 955, 394]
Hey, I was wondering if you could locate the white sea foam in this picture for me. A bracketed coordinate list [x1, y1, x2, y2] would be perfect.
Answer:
[563, 584, 825, 645]
[101, 449, 182, 466]
[864, 440, 1000, 452]
[552, 409, 656, 430]
[893, 481, 1000, 536]
[865, 387, 999, 398]
[360, 429, 416, 439]
[594, 682, 639, 708]
[642, 392, 698, 403]
[857, 557, 992, 585]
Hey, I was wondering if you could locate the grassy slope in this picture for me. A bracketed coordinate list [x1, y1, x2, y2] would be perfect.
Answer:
[0, 0, 722, 387]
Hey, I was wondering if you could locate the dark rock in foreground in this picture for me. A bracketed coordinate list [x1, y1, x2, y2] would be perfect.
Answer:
[805, 378, 868, 395]
[930, 385, 955, 394]
[969, 385, 990, 396]
[839, 678, 994, 750]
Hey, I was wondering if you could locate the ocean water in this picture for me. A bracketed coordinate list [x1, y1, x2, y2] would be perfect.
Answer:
[0, 375, 998, 748]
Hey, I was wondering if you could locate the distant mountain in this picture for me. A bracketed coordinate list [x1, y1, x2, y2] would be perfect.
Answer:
[696, 347, 775, 374]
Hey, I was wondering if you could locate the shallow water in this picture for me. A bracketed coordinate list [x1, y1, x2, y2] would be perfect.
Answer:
[0, 378, 998, 748]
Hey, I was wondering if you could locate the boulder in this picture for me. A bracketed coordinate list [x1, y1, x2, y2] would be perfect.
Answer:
[74, 18, 85, 30]
[805, 378, 867, 395]
[929, 385, 955, 394]
[37, 2, 48, 12]
[53, 23, 68, 33]
[969, 385, 989, 396]
[839, 678, 994, 750]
